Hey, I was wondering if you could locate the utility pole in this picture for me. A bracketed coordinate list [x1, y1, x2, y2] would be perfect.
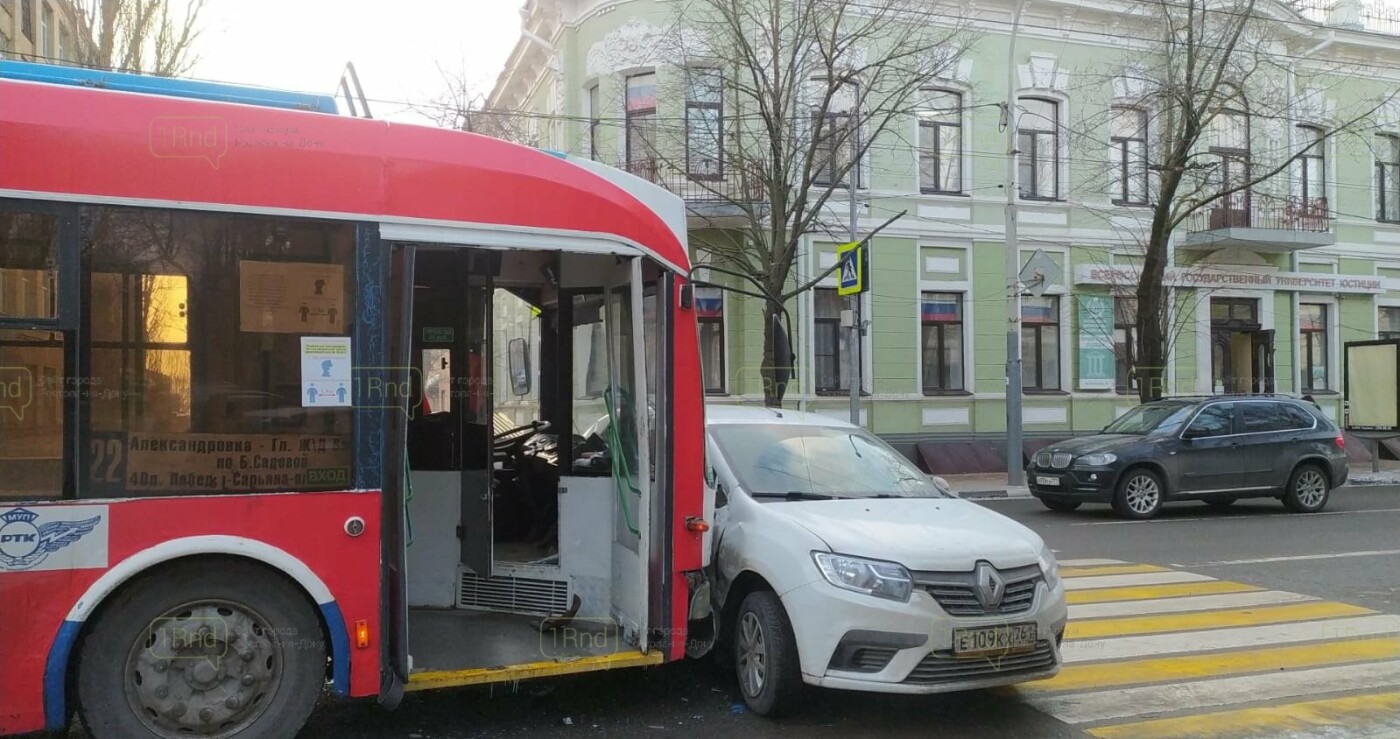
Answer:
[848, 102, 863, 427]
[1004, 0, 1029, 487]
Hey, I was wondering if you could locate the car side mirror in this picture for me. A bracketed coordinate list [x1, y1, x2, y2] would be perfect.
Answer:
[714, 483, 729, 508]
[1182, 428, 1203, 441]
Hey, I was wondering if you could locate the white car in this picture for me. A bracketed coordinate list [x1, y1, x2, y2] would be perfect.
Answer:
[705, 406, 1067, 716]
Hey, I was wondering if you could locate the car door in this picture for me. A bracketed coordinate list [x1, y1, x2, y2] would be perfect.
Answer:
[1176, 402, 1240, 493]
[1235, 401, 1293, 490]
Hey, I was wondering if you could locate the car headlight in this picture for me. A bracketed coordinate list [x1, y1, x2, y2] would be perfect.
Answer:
[1037, 545, 1061, 590]
[1076, 452, 1117, 467]
[812, 552, 913, 603]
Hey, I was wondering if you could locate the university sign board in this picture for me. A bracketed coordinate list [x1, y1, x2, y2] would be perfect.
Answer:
[1075, 265, 1391, 295]
[1077, 295, 1116, 390]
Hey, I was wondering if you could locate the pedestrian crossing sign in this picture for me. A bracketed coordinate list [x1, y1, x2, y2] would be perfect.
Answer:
[837, 240, 866, 296]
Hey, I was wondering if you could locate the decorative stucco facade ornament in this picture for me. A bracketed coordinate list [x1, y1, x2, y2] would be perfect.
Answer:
[1018, 52, 1069, 91]
[586, 17, 665, 77]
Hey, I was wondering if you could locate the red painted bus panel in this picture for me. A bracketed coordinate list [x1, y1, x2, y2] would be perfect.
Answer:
[0, 492, 381, 735]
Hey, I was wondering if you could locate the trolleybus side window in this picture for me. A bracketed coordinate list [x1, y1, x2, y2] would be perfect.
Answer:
[79, 206, 357, 497]
[0, 208, 67, 499]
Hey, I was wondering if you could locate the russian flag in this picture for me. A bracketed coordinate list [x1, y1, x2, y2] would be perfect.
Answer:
[922, 298, 960, 323]
[1022, 304, 1056, 323]
[696, 296, 723, 318]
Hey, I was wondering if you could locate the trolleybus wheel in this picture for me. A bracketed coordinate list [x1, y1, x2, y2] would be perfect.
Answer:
[76, 559, 327, 739]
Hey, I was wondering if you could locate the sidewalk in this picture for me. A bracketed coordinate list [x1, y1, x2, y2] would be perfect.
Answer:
[941, 460, 1400, 500]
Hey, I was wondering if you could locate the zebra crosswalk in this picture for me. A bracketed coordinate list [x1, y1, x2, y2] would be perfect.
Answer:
[1008, 558, 1400, 738]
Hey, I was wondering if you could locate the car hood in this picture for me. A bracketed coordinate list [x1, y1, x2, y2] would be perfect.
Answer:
[1044, 434, 1143, 455]
[770, 497, 1043, 571]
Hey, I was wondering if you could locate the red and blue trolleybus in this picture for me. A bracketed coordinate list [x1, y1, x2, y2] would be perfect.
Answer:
[0, 59, 711, 738]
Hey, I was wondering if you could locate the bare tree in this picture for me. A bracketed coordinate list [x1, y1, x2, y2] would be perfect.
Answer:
[71, 0, 208, 76]
[1075, 0, 1395, 402]
[648, 0, 971, 406]
[419, 63, 540, 145]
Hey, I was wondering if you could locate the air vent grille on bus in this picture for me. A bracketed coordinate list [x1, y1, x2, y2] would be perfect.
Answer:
[458, 572, 570, 615]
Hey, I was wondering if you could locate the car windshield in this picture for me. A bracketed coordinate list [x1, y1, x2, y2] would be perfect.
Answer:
[710, 422, 946, 499]
[1102, 402, 1196, 435]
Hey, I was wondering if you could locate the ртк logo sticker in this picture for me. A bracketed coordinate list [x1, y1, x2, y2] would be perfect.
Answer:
[0, 506, 109, 573]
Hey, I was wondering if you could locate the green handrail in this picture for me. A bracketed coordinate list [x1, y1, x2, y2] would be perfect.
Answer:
[604, 387, 641, 536]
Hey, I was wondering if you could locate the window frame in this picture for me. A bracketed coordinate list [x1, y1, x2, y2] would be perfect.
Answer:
[685, 67, 724, 181]
[921, 291, 965, 394]
[811, 76, 861, 190]
[0, 198, 82, 501]
[624, 71, 658, 181]
[38, 0, 50, 59]
[1295, 124, 1326, 209]
[1380, 305, 1400, 340]
[918, 88, 963, 195]
[1376, 133, 1400, 224]
[1300, 302, 1328, 392]
[1021, 294, 1061, 391]
[1017, 97, 1060, 201]
[1110, 106, 1149, 206]
[1113, 296, 1138, 395]
[814, 287, 846, 394]
[1210, 107, 1252, 216]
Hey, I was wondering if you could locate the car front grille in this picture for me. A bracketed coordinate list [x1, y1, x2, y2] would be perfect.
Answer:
[903, 641, 1057, 685]
[912, 564, 1042, 617]
[1034, 452, 1072, 469]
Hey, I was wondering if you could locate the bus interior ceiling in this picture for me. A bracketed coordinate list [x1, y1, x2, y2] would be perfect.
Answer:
[402, 245, 660, 672]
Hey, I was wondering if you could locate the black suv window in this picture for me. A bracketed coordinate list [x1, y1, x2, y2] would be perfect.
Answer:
[1186, 403, 1235, 437]
[1241, 402, 1292, 433]
[1282, 403, 1317, 430]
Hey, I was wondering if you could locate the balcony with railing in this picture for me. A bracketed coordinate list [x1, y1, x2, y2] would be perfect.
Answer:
[625, 157, 768, 225]
[1181, 193, 1334, 252]
[1298, 0, 1400, 35]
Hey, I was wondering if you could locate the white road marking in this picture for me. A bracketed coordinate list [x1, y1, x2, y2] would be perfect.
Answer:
[1063, 571, 1215, 591]
[1061, 615, 1400, 663]
[1071, 507, 1400, 526]
[1184, 549, 1400, 567]
[1023, 659, 1400, 725]
[1068, 590, 1318, 620]
[1057, 558, 1128, 567]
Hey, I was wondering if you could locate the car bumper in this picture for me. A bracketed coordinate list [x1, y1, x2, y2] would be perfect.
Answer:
[1026, 466, 1120, 501]
[779, 573, 1068, 694]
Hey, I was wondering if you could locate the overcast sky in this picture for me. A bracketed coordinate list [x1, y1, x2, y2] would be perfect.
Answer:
[192, 0, 523, 124]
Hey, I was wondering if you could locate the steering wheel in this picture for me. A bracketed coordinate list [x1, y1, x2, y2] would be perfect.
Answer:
[493, 420, 550, 454]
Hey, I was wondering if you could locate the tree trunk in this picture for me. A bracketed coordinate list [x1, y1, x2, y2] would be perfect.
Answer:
[760, 300, 788, 407]
[1137, 222, 1172, 403]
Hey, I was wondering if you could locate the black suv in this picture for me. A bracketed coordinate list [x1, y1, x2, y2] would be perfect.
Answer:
[1027, 396, 1349, 519]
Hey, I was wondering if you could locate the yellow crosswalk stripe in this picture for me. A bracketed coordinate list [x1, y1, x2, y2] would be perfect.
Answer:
[1086, 691, 1400, 739]
[1059, 563, 1171, 578]
[1019, 637, 1400, 692]
[1066, 580, 1263, 605]
[1064, 601, 1375, 639]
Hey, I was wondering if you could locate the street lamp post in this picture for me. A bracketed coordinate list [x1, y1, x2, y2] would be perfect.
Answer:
[1005, 0, 1029, 488]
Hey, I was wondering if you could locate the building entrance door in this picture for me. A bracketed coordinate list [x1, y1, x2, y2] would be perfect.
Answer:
[1210, 298, 1273, 394]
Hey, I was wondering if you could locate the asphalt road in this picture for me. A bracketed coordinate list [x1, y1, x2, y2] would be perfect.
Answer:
[287, 485, 1400, 739]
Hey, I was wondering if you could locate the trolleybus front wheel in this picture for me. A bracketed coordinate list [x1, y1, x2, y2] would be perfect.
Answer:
[76, 558, 327, 739]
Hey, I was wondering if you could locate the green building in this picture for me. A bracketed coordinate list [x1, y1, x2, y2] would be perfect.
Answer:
[488, 0, 1400, 468]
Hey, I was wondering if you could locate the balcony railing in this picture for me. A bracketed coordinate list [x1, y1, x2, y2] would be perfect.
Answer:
[1298, 0, 1400, 35]
[625, 159, 766, 205]
[1187, 194, 1331, 234]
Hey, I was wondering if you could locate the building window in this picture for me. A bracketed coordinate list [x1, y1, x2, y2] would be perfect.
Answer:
[686, 68, 723, 180]
[586, 84, 600, 161]
[625, 72, 657, 180]
[695, 286, 725, 393]
[1300, 303, 1328, 392]
[1, 26, 12, 57]
[1110, 107, 1148, 205]
[56, 26, 68, 63]
[812, 77, 858, 189]
[1377, 134, 1400, 223]
[1380, 306, 1400, 340]
[1295, 125, 1326, 210]
[1018, 98, 1059, 200]
[1021, 295, 1060, 390]
[39, 1, 51, 59]
[1210, 108, 1251, 224]
[1114, 296, 1138, 394]
[918, 89, 962, 194]
[921, 292, 964, 393]
[814, 288, 848, 393]
[20, 0, 33, 43]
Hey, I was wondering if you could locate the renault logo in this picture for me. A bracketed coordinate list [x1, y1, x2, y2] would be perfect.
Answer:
[975, 562, 1006, 609]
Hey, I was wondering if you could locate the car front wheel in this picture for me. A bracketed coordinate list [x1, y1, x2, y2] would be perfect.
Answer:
[1283, 464, 1330, 513]
[733, 591, 802, 717]
[1113, 468, 1164, 520]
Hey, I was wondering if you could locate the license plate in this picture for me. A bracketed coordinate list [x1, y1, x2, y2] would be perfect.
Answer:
[1035, 475, 1059, 486]
[952, 623, 1038, 658]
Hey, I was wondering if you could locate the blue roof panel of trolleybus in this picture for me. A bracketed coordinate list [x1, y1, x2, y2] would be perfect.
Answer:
[0, 59, 340, 114]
